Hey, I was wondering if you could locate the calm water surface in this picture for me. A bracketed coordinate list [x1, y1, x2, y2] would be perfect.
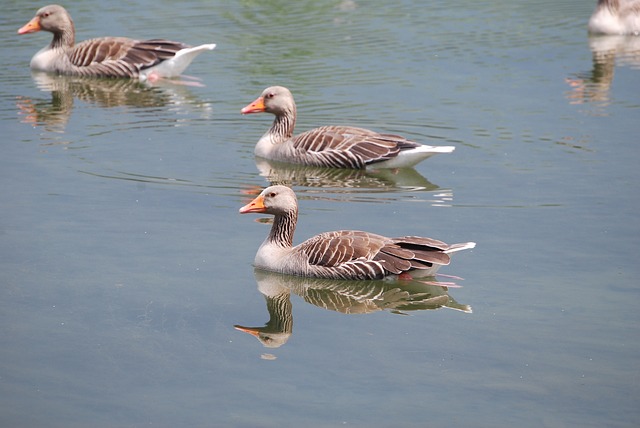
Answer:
[2, 1, 639, 427]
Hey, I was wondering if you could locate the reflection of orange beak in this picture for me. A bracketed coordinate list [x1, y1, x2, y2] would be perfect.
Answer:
[240, 96, 265, 114]
[234, 325, 261, 338]
[18, 17, 41, 34]
[239, 195, 266, 214]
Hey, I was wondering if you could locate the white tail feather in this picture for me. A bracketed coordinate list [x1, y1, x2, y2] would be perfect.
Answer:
[141, 43, 216, 79]
[445, 242, 476, 254]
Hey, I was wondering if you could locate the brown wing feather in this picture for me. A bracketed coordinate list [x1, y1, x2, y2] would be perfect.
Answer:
[371, 236, 453, 272]
[390, 236, 452, 266]
[393, 235, 449, 249]
[292, 126, 421, 167]
[297, 230, 456, 277]
[69, 37, 136, 65]
[68, 38, 188, 77]
[299, 230, 387, 267]
[128, 39, 189, 65]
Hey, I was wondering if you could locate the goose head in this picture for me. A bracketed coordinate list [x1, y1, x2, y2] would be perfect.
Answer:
[241, 86, 296, 117]
[239, 185, 298, 216]
[18, 5, 74, 37]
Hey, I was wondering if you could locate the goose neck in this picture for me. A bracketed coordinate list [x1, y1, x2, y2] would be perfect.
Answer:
[269, 105, 296, 142]
[268, 209, 297, 248]
[50, 22, 75, 49]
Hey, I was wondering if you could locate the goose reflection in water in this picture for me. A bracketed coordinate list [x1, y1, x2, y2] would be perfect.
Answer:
[16, 71, 211, 132]
[566, 35, 640, 109]
[255, 157, 452, 204]
[234, 269, 471, 349]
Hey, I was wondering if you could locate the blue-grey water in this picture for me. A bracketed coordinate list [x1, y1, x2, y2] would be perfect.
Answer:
[2, 1, 639, 427]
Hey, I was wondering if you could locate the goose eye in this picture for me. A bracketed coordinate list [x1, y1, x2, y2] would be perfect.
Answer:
[269, 192, 276, 197]
[266, 93, 275, 99]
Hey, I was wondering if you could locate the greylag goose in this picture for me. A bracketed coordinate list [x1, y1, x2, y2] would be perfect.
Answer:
[241, 86, 455, 169]
[588, 0, 640, 35]
[18, 5, 215, 81]
[239, 185, 475, 280]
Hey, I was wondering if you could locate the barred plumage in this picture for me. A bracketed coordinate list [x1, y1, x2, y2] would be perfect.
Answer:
[241, 86, 456, 169]
[239, 185, 475, 280]
[18, 5, 215, 80]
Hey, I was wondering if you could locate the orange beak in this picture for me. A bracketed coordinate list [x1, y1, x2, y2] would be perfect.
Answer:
[239, 194, 266, 214]
[240, 96, 266, 114]
[18, 16, 41, 34]
[233, 325, 262, 338]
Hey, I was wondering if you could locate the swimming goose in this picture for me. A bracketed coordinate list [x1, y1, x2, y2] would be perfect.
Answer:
[241, 86, 455, 169]
[588, 0, 640, 35]
[18, 5, 215, 81]
[239, 185, 475, 280]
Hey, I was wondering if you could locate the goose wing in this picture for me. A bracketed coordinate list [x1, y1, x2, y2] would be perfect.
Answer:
[298, 230, 387, 267]
[292, 126, 420, 168]
[68, 38, 189, 77]
[296, 231, 453, 276]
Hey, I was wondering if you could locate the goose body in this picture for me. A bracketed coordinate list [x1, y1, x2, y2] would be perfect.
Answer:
[241, 86, 455, 169]
[18, 5, 215, 80]
[588, 0, 640, 35]
[239, 185, 475, 280]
